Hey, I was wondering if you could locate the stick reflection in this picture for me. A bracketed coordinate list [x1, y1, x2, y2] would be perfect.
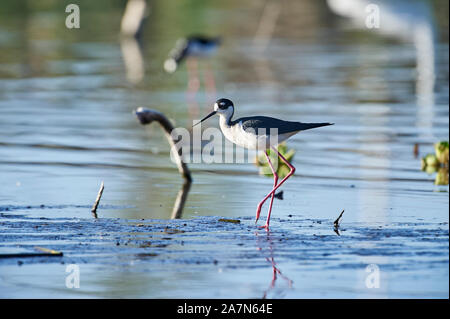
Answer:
[120, 0, 148, 84]
[135, 108, 193, 219]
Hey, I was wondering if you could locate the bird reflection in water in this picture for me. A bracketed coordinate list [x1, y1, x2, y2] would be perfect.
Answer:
[255, 231, 293, 298]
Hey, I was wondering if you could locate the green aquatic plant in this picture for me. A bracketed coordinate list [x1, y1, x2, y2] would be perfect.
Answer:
[435, 141, 449, 166]
[421, 153, 440, 170]
[435, 167, 449, 186]
[420, 141, 449, 185]
[255, 142, 295, 179]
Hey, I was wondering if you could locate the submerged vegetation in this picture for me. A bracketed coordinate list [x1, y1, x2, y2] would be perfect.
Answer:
[255, 143, 295, 179]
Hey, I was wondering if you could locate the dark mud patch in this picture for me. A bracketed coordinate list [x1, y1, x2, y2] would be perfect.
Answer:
[0, 212, 447, 273]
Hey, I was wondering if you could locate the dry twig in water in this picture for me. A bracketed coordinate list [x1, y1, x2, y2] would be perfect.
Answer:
[91, 181, 104, 217]
[333, 209, 345, 236]
[334, 209, 345, 228]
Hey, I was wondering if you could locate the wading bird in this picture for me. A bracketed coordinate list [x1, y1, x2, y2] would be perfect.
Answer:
[164, 36, 221, 118]
[195, 98, 333, 229]
[164, 36, 221, 73]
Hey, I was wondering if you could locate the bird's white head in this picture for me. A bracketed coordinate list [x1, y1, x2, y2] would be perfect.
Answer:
[214, 98, 234, 120]
[194, 98, 234, 127]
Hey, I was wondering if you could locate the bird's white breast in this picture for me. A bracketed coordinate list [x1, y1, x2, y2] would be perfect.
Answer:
[219, 116, 299, 150]
[219, 118, 269, 150]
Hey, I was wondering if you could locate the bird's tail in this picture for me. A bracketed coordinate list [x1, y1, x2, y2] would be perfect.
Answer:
[297, 122, 334, 131]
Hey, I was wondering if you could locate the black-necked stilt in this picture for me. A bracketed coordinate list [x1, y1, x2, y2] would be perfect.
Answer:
[195, 98, 333, 229]
[165, 36, 221, 119]
[164, 36, 221, 73]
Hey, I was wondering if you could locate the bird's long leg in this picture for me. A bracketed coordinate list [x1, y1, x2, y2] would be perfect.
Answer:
[255, 146, 295, 229]
[255, 150, 278, 227]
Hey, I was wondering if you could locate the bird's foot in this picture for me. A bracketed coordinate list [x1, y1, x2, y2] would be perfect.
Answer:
[255, 203, 263, 224]
[258, 224, 270, 231]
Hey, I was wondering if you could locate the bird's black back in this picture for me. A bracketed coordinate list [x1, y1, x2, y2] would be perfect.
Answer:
[187, 36, 221, 45]
[233, 116, 333, 135]
[168, 36, 221, 64]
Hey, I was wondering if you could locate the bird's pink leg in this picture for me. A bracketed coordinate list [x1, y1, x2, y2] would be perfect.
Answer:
[255, 146, 295, 229]
[255, 150, 278, 229]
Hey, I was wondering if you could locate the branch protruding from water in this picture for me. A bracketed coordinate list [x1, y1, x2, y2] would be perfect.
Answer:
[91, 181, 104, 218]
[333, 209, 345, 235]
[171, 180, 192, 219]
[135, 107, 192, 182]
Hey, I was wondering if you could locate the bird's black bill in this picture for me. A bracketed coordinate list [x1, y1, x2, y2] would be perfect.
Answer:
[193, 111, 217, 127]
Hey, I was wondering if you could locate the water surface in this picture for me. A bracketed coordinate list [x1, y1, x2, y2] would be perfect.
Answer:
[0, 0, 448, 298]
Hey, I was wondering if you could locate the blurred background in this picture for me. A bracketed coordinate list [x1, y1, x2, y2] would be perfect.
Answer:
[0, 0, 448, 220]
[0, 0, 448, 299]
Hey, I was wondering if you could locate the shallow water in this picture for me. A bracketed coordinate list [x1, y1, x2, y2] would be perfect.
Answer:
[0, 0, 448, 298]
[0, 213, 448, 298]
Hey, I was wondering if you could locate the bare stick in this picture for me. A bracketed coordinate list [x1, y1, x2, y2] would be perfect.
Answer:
[91, 181, 104, 216]
[334, 209, 345, 228]
[135, 108, 192, 182]
[120, 0, 148, 38]
[170, 180, 191, 219]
